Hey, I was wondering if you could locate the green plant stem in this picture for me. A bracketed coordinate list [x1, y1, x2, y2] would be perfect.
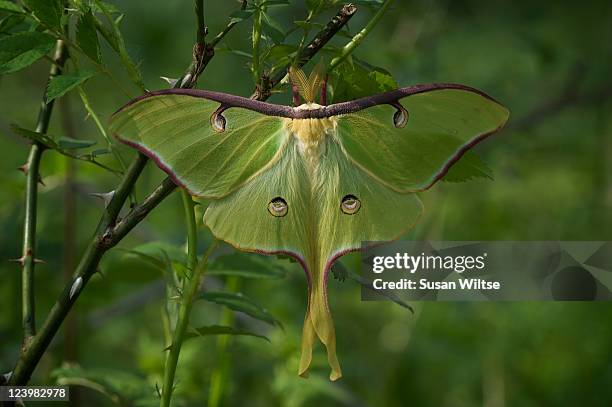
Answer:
[160, 214, 217, 406]
[20, 39, 68, 346]
[251, 2, 263, 84]
[329, 0, 395, 70]
[207, 276, 240, 407]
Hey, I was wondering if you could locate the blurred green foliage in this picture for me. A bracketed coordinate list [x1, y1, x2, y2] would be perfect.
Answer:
[1, 0, 612, 406]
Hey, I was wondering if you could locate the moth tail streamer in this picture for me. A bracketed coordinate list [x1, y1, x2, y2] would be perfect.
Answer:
[298, 265, 342, 381]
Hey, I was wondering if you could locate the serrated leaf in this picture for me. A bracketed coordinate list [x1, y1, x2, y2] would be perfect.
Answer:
[77, 8, 101, 64]
[262, 14, 285, 44]
[199, 291, 281, 327]
[22, 0, 61, 29]
[0, 1, 23, 13]
[442, 151, 494, 182]
[184, 325, 269, 343]
[47, 70, 95, 101]
[0, 31, 55, 74]
[329, 59, 398, 103]
[57, 137, 96, 150]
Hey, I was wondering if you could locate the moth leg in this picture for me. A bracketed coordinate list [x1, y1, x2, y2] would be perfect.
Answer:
[320, 73, 328, 106]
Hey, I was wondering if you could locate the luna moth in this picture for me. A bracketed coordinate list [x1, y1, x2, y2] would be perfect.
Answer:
[109, 66, 509, 381]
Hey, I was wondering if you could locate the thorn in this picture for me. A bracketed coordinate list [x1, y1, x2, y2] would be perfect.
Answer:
[34, 258, 45, 264]
[155, 382, 162, 398]
[90, 190, 115, 207]
[18, 163, 29, 175]
[69, 276, 83, 300]
[38, 174, 45, 186]
[9, 257, 25, 266]
[160, 76, 179, 87]
[1, 370, 12, 385]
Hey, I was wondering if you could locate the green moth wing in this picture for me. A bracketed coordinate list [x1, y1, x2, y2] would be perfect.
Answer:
[204, 135, 423, 380]
[109, 93, 287, 198]
[111, 83, 508, 381]
[336, 88, 509, 192]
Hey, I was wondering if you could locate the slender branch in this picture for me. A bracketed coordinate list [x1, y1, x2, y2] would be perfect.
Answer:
[329, 0, 394, 70]
[160, 191, 200, 407]
[252, 3, 358, 100]
[105, 177, 177, 246]
[20, 39, 69, 347]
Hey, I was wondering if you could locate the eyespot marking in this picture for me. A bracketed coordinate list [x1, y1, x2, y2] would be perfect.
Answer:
[340, 194, 361, 215]
[211, 105, 228, 132]
[391, 101, 409, 128]
[268, 197, 288, 217]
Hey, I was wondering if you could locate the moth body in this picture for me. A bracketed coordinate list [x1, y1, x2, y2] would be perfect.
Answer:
[287, 103, 337, 171]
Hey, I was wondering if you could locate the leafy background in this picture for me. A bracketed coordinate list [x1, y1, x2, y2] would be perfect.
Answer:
[1, 0, 612, 406]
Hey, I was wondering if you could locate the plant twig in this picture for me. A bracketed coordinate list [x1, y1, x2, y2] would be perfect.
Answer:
[329, 0, 394, 70]
[20, 39, 69, 348]
[252, 3, 358, 100]
[159, 191, 200, 407]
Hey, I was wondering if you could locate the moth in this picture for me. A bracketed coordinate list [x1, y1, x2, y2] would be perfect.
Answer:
[109, 66, 509, 381]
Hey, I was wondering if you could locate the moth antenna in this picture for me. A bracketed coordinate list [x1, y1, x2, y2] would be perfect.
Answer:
[308, 60, 325, 103]
[289, 66, 312, 103]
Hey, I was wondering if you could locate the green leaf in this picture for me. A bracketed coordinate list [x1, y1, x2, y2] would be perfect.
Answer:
[262, 14, 285, 44]
[208, 252, 286, 279]
[329, 59, 398, 103]
[76, 8, 101, 64]
[184, 325, 270, 343]
[0, 14, 26, 34]
[11, 124, 57, 148]
[199, 291, 281, 327]
[93, 0, 145, 91]
[228, 9, 254, 25]
[442, 151, 494, 182]
[46, 70, 95, 101]
[0, 1, 23, 13]
[57, 137, 96, 150]
[261, 0, 290, 6]
[0, 31, 55, 74]
[22, 0, 61, 29]
[52, 364, 156, 406]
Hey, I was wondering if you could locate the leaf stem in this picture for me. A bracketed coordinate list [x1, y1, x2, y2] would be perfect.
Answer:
[329, 0, 395, 70]
[160, 195, 216, 406]
[20, 38, 69, 346]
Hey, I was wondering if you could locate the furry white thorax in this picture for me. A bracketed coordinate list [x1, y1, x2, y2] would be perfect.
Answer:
[285, 103, 336, 170]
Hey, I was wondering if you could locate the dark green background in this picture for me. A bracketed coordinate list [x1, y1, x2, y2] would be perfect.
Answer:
[1, 0, 611, 405]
